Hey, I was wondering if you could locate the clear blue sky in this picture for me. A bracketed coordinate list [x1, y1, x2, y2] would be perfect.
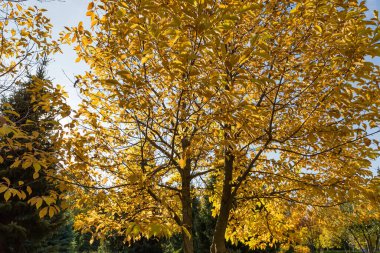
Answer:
[29, 0, 380, 172]
[30, 0, 91, 108]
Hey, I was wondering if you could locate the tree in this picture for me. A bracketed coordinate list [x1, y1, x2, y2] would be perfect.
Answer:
[36, 217, 76, 253]
[330, 176, 380, 253]
[0, 0, 70, 216]
[347, 219, 380, 253]
[193, 196, 216, 253]
[64, 1, 215, 252]
[63, 0, 380, 253]
[0, 62, 72, 252]
[289, 175, 380, 253]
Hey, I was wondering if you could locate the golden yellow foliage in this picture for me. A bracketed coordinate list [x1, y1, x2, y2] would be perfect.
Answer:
[62, 0, 380, 252]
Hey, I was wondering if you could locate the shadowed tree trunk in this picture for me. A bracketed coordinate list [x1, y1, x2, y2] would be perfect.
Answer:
[181, 159, 194, 253]
[210, 147, 234, 253]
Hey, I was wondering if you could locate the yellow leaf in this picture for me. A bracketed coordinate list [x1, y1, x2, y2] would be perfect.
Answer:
[61, 200, 69, 210]
[169, 35, 180, 47]
[82, 36, 89, 46]
[88, 1, 94, 10]
[20, 191, 26, 200]
[141, 56, 149, 64]
[181, 225, 191, 239]
[33, 172, 39, 179]
[91, 19, 98, 28]
[11, 160, 21, 168]
[36, 198, 43, 209]
[33, 162, 41, 172]
[2, 177, 10, 186]
[39, 207, 48, 218]
[369, 121, 377, 128]
[71, 34, 77, 43]
[15, 190, 23, 199]
[2, 110, 20, 117]
[43, 196, 55, 206]
[4, 190, 11, 202]
[49, 206, 55, 217]
[2, 103, 12, 109]
[132, 224, 140, 236]
[0, 186, 8, 194]
[26, 186, 32, 195]
[0, 156, 3, 164]
[78, 21, 84, 32]
[22, 160, 32, 169]
[315, 25, 322, 33]
[0, 125, 13, 135]
[20, 29, 29, 36]
[290, 7, 298, 14]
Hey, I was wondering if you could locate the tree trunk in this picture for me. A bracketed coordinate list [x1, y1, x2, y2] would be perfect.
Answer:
[361, 227, 373, 253]
[308, 243, 316, 253]
[210, 149, 234, 253]
[349, 229, 366, 253]
[365, 237, 373, 253]
[181, 161, 194, 253]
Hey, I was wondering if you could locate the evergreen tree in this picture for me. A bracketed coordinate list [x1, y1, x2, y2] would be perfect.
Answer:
[0, 61, 70, 252]
[193, 196, 216, 253]
[35, 215, 76, 253]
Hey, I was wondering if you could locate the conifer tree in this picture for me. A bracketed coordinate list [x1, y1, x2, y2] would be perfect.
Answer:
[0, 61, 70, 253]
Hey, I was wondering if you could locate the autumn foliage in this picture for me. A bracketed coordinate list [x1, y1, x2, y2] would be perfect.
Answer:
[1, 0, 380, 253]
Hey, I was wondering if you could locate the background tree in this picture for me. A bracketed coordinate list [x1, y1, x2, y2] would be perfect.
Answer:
[63, 0, 380, 253]
[0, 0, 70, 215]
[290, 175, 380, 253]
[0, 62, 72, 252]
[335, 176, 380, 253]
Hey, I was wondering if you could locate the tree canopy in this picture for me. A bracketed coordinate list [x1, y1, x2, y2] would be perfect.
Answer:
[0, 0, 379, 253]
[61, 0, 380, 252]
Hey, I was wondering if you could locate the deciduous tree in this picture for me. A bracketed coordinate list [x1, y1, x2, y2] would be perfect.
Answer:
[63, 1, 380, 253]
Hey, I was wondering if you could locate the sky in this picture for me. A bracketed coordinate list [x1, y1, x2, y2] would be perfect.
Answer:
[27, 0, 380, 171]
[29, 0, 92, 108]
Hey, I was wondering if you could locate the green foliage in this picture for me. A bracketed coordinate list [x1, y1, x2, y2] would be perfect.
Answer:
[35, 216, 76, 253]
[193, 197, 216, 253]
[75, 232, 100, 253]
[123, 238, 163, 253]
